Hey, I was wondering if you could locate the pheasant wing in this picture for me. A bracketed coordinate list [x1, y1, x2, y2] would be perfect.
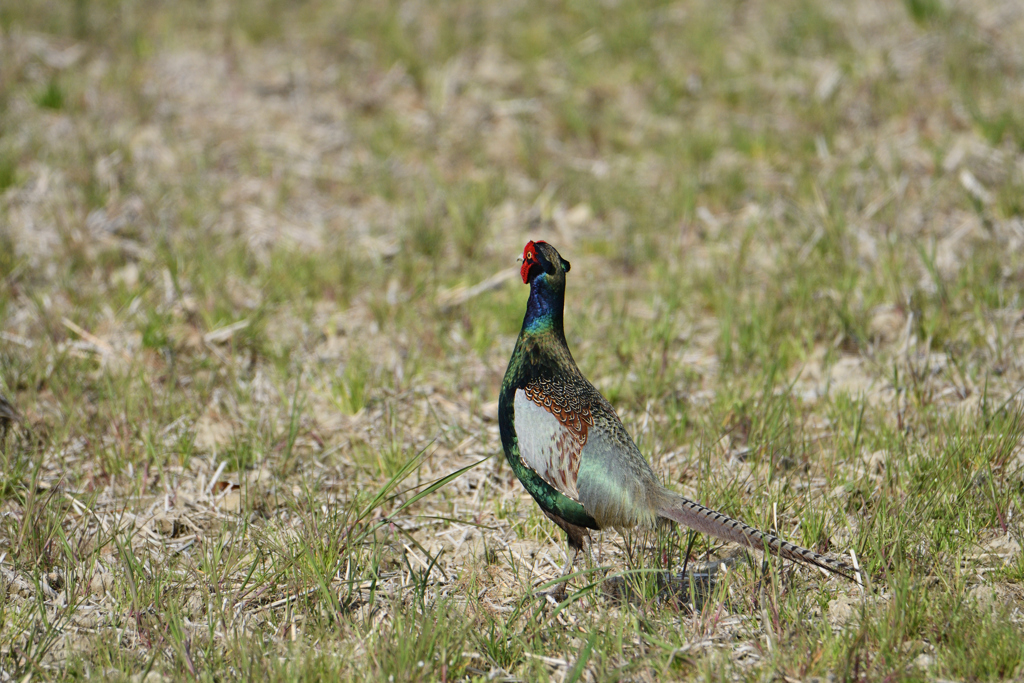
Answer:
[512, 379, 593, 501]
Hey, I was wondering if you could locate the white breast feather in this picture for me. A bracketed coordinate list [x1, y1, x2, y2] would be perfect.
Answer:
[513, 389, 582, 500]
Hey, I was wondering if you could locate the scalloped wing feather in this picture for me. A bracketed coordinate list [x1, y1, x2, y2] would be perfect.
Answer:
[513, 388, 586, 500]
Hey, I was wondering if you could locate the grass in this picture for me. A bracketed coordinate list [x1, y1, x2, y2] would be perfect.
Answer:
[1, 0, 1024, 679]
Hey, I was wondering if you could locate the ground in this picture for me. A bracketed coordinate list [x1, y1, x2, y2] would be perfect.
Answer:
[1, 0, 1024, 680]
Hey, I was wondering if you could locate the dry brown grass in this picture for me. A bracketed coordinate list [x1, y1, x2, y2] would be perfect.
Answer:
[2, 0, 1024, 680]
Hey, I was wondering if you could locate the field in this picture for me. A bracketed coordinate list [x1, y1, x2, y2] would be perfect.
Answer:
[2, 0, 1024, 680]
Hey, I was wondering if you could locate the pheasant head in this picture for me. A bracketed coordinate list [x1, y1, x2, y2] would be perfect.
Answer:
[520, 241, 571, 285]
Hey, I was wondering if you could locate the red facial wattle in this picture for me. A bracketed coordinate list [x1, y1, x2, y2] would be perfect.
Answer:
[520, 241, 537, 283]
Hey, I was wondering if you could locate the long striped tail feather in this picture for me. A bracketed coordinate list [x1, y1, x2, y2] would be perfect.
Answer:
[657, 492, 857, 581]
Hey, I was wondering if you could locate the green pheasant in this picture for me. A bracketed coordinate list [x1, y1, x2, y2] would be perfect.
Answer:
[498, 241, 855, 592]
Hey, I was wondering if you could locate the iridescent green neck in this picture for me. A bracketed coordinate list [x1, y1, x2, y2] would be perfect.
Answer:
[522, 273, 565, 338]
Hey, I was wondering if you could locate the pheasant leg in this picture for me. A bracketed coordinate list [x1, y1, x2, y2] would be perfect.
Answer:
[540, 509, 591, 600]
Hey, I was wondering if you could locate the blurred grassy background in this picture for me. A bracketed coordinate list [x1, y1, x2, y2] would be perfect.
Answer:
[2, 0, 1024, 680]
